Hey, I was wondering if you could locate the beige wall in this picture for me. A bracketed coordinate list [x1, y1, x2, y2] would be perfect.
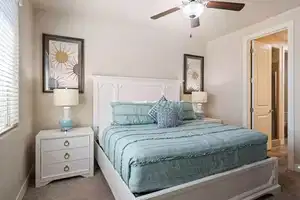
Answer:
[0, 0, 34, 199]
[205, 7, 300, 163]
[33, 11, 205, 132]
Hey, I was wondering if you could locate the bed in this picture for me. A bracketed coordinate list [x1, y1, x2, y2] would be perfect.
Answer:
[93, 75, 281, 200]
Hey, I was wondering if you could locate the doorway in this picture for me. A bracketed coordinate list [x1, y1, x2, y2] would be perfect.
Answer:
[243, 22, 294, 171]
[249, 30, 288, 154]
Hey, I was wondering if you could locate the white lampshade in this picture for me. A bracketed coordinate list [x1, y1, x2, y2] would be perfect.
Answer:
[53, 89, 79, 106]
[192, 91, 207, 103]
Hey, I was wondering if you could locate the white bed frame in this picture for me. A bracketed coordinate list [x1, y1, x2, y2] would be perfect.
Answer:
[93, 75, 281, 200]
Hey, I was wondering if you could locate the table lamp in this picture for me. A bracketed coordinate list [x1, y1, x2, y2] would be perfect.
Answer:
[53, 89, 79, 131]
[192, 91, 207, 113]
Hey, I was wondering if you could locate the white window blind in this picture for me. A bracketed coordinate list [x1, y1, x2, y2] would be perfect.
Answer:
[0, 0, 19, 134]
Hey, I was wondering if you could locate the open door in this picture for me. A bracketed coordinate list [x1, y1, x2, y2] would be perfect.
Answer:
[252, 40, 272, 150]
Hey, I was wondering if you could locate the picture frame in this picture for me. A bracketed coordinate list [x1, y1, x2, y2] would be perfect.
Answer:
[183, 54, 204, 94]
[42, 33, 84, 93]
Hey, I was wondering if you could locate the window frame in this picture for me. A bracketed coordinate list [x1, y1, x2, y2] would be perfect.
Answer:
[0, 0, 20, 135]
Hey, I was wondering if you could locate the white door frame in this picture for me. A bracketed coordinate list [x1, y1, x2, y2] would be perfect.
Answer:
[242, 21, 295, 170]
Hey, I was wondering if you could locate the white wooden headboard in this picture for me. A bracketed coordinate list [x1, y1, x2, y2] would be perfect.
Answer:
[93, 76, 181, 137]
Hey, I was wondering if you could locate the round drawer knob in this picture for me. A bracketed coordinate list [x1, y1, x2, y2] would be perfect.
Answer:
[64, 140, 70, 147]
[64, 165, 70, 172]
[64, 153, 70, 160]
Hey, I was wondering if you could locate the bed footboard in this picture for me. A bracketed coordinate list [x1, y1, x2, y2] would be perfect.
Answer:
[139, 157, 280, 200]
[95, 141, 280, 200]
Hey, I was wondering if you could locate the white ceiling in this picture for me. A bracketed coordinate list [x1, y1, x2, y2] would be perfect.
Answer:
[30, 0, 300, 41]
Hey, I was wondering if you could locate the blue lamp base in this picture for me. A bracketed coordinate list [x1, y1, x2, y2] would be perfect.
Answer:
[59, 119, 73, 132]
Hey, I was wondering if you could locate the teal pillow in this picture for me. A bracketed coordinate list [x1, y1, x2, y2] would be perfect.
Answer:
[111, 102, 155, 125]
[156, 101, 183, 128]
[148, 96, 167, 122]
[181, 102, 196, 120]
[157, 106, 180, 128]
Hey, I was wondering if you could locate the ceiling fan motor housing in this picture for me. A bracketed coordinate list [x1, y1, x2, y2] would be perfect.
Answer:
[191, 18, 200, 28]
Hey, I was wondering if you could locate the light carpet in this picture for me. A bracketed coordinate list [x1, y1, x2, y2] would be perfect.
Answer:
[23, 157, 300, 200]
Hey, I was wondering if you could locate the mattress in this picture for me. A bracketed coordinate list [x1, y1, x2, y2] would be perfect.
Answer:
[101, 120, 268, 194]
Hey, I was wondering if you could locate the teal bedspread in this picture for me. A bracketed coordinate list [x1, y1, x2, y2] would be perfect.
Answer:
[101, 120, 268, 194]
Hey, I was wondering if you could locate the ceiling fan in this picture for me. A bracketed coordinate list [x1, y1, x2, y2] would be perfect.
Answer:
[150, 0, 245, 28]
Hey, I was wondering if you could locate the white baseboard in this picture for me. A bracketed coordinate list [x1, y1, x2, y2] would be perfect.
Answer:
[16, 166, 33, 200]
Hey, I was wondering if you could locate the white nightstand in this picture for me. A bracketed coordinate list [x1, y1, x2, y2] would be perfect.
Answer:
[35, 127, 94, 188]
[203, 117, 223, 124]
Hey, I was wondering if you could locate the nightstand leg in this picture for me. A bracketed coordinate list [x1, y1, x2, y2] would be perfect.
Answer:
[82, 172, 94, 178]
[36, 180, 51, 188]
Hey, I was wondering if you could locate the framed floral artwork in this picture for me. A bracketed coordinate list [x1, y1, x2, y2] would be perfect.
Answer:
[183, 54, 204, 94]
[42, 34, 84, 93]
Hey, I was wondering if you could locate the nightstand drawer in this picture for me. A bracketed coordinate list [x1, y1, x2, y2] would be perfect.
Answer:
[42, 159, 89, 178]
[41, 136, 89, 151]
[42, 147, 90, 165]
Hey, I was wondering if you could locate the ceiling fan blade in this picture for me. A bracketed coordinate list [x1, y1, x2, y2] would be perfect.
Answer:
[191, 18, 200, 28]
[206, 1, 245, 11]
[150, 7, 181, 20]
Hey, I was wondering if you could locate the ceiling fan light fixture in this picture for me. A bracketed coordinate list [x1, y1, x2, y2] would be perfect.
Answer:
[182, 2, 204, 19]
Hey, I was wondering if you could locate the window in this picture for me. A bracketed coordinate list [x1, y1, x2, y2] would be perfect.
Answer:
[0, 0, 19, 134]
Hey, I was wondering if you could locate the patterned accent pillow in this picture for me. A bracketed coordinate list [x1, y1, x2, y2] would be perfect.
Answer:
[148, 96, 167, 122]
[172, 101, 184, 121]
[157, 105, 180, 128]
